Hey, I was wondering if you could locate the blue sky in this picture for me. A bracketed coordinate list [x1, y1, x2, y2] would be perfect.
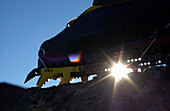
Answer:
[0, 0, 93, 88]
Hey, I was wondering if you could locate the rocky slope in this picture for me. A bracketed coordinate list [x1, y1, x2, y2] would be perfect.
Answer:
[13, 68, 170, 111]
[0, 83, 26, 111]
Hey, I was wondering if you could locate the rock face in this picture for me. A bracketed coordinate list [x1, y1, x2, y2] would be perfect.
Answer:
[0, 83, 26, 111]
[14, 69, 170, 111]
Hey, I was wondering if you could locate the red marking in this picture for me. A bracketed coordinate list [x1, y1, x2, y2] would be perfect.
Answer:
[131, 37, 170, 49]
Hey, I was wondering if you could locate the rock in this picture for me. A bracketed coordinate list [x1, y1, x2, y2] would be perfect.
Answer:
[14, 70, 170, 111]
[0, 83, 26, 111]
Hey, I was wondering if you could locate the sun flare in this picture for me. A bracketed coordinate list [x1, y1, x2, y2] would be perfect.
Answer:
[111, 63, 133, 81]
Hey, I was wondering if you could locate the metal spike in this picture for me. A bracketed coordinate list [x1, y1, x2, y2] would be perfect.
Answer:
[24, 68, 40, 83]
[81, 75, 88, 83]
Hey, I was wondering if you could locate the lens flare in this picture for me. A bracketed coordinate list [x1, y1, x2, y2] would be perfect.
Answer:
[68, 51, 82, 63]
[111, 63, 132, 81]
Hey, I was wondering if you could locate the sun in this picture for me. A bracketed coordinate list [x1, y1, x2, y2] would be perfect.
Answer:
[111, 63, 133, 82]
